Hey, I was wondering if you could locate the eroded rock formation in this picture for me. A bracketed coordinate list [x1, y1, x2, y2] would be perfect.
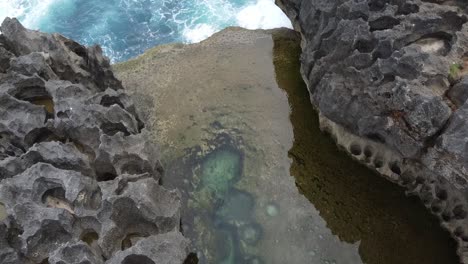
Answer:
[0, 18, 188, 264]
[276, 0, 468, 261]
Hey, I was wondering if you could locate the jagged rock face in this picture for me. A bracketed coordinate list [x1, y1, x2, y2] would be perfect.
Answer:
[276, 0, 468, 158]
[0, 18, 188, 264]
[276, 0, 468, 262]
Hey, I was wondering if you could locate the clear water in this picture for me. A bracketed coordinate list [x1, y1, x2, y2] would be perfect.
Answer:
[0, 0, 291, 62]
[114, 29, 459, 264]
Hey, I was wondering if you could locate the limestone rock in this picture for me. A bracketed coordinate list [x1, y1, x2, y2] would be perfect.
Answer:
[106, 232, 189, 264]
[0, 18, 188, 264]
[276, 0, 468, 261]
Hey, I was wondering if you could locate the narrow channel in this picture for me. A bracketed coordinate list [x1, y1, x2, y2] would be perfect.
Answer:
[115, 28, 459, 264]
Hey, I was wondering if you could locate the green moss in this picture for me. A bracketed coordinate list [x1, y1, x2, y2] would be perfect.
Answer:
[113, 42, 184, 72]
[200, 147, 242, 198]
[449, 63, 462, 80]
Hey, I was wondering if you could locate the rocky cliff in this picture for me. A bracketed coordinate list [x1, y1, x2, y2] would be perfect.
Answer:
[0, 18, 188, 264]
[276, 0, 468, 261]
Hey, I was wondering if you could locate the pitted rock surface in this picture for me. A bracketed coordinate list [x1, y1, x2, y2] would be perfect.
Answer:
[276, 0, 468, 261]
[0, 18, 188, 264]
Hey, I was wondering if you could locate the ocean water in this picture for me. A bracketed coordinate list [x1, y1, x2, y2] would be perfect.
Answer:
[0, 0, 292, 62]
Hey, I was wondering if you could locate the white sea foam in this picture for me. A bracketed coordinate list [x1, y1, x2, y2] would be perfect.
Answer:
[183, 23, 218, 43]
[0, 0, 57, 29]
[236, 0, 292, 30]
[182, 0, 292, 43]
[0, 1, 25, 22]
[1, 0, 293, 60]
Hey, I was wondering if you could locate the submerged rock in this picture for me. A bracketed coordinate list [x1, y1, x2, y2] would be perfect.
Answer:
[200, 147, 242, 199]
[276, 0, 468, 261]
[0, 18, 188, 263]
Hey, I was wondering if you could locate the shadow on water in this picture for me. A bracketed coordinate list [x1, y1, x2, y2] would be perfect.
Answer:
[271, 29, 460, 264]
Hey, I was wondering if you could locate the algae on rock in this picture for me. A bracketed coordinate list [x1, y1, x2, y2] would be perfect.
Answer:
[115, 27, 459, 264]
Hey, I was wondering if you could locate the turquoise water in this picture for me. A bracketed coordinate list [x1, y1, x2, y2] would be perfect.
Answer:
[0, 0, 291, 62]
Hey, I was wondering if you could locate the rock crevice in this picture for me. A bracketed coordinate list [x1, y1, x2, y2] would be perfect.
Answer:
[276, 0, 468, 261]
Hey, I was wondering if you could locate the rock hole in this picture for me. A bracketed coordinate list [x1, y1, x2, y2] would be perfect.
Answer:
[121, 255, 155, 264]
[88, 190, 102, 210]
[411, 32, 453, 56]
[389, 162, 401, 175]
[5, 219, 23, 249]
[420, 185, 434, 205]
[355, 39, 377, 53]
[117, 154, 152, 175]
[368, 0, 389, 11]
[400, 171, 415, 185]
[42, 187, 74, 214]
[369, 16, 400, 32]
[39, 258, 49, 264]
[365, 133, 386, 144]
[80, 230, 99, 246]
[72, 140, 96, 161]
[121, 233, 146, 251]
[440, 11, 468, 31]
[435, 186, 448, 200]
[372, 40, 393, 61]
[453, 205, 467, 220]
[373, 156, 384, 168]
[455, 175, 468, 186]
[431, 200, 443, 213]
[441, 211, 452, 222]
[363, 146, 373, 158]
[62, 38, 88, 59]
[416, 175, 426, 184]
[454, 226, 464, 237]
[380, 74, 396, 85]
[396, 3, 419, 15]
[137, 118, 145, 132]
[183, 253, 199, 264]
[57, 111, 69, 119]
[100, 122, 130, 136]
[31, 96, 55, 116]
[100, 95, 125, 109]
[313, 49, 328, 61]
[24, 127, 64, 147]
[97, 172, 118, 182]
[10, 86, 55, 117]
[349, 143, 362, 156]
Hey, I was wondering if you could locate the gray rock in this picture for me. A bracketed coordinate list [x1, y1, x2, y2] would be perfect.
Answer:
[0, 18, 187, 263]
[276, 0, 468, 261]
[448, 77, 468, 107]
[106, 232, 189, 264]
[1, 17, 123, 92]
[0, 47, 13, 73]
[49, 242, 105, 264]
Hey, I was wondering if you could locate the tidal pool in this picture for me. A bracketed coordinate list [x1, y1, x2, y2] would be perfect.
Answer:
[115, 28, 459, 264]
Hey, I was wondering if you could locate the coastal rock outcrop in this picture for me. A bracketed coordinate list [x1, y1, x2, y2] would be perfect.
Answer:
[0, 18, 188, 264]
[276, 0, 468, 261]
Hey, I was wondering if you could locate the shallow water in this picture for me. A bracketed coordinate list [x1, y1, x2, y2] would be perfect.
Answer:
[115, 28, 459, 264]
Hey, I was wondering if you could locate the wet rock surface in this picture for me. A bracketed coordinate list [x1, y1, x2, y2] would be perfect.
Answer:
[0, 18, 188, 264]
[276, 0, 468, 261]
